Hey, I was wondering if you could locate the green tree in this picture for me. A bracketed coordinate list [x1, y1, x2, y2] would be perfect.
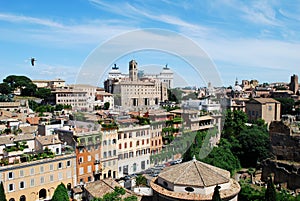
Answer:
[201, 138, 241, 175]
[0, 181, 7, 201]
[275, 98, 295, 115]
[222, 110, 248, 139]
[35, 88, 51, 99]
[0, 83, 11, 95]
[265, 176, 276, 201]
[237, 126, 270, 167]
[104, 102, 110, 110]
[51, 183, 69, 201]
[167, 88, 182, 103]
[3, 75, 37, 96]
[135, 175, 147, 187]
[212, 185, 222, 201]
[123, 196, 138, 201]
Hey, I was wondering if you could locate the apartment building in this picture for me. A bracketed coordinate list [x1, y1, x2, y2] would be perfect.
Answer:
[117, 125, 151, 177]
[0, 153, 76, 201]
[50, 89, 88, 111]
[100, 127, 118, 180]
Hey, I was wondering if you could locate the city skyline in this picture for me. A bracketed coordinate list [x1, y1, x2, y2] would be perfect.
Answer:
[0, 1, 300, 87]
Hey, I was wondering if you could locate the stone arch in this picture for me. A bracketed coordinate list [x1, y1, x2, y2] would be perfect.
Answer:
[39, 188, 47, 199]
[19, 195, 26, 201]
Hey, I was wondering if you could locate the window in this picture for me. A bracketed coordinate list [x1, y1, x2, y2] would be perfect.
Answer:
[185, 187, 194, 192]
[67, 160, 71, 167]
[133, 163, 137, 172]
[8, 184, 14, 192]
[58, 172, 63, 180]
[49, 164, 53, 171]
[49, 175, 54, 182]
[119, 144, 122, 149]
[79, 157, 83, 163]
[79, 167, 84, 175]
[40, 176, 45, 184]
[103, 152, 107, 158]
[88, 155, 92, 161]
[113, 150, 116, 156]
[8, 172, 13, 180]
[136, 141, 139, 146]
[58, 162, 62, 169]
[19, 181, 25, 189]
[124, 143, 127, 149]
[269, 105, 272, 111]
[19, 170, 24, 177]
[30, 179, 35, 187]
[88, 176, 92, 182]
[129, 133, 132, 138]
[130, 141, 132, 147]
[141, 161, 145, 170]
[87, 165, 92, 173]
[67, 171, 71, 179]
[40, 166, 44, 173]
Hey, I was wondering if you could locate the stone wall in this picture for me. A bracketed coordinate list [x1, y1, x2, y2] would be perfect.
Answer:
[261, 159, 300, 190]
[269, 121, 300, 162]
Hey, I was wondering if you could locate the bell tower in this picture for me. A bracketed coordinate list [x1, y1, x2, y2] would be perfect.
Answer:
[129, 60, 138, 81]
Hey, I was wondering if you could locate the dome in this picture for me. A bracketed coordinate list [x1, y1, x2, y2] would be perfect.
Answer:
[158, 157, 230, 187]
[233, 85, 242, 92]
[150, 157, 240, 201]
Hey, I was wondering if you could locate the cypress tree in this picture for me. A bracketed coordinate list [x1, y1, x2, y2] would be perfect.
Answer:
[51, 183, 69, 201]
[0, 181, 7, 201]
[212, 185, 222, 201]
[265, 176, 276, 201]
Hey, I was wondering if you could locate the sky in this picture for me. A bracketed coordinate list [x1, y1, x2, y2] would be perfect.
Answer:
[0, 0, 300, 87]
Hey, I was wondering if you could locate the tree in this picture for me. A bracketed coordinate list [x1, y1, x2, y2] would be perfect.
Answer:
[135, 175, 147, 187]
[35, 88, 51, 99]
[51, 183, 69, 201]
[3, 75, 37, 96]
[275, 98, 295, 115]
[212, 185, 222, 201]
[201, 138, 241, 175]
[265, 176, 276, 201]
[222, 110, 248, 139]
[0, 83, 11, 95]
[0, 181, 7, 201]
[237, 126, 270, 167]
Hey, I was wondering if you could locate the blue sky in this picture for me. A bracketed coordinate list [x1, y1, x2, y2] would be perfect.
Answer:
[0, 0, 300, 87]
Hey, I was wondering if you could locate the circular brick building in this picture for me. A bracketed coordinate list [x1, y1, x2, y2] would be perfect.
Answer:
[150, 157, 240, 201]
